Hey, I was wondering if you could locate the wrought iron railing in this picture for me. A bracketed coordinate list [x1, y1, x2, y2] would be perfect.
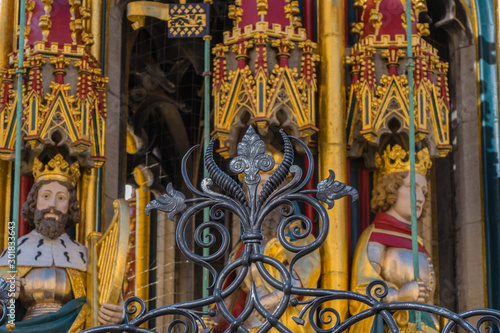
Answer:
[79, 127, 500, 333]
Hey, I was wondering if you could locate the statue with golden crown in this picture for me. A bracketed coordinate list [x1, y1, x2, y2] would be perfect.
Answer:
[349, 144, 439, 333]
[0, 151, 129, 332]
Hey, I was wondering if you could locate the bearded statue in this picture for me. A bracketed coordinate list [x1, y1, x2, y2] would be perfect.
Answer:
[349, 145, 438, 333]
[0, 153, 124, 332]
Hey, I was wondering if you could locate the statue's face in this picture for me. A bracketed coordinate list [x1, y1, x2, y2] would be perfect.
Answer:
[36, 181, 70, 221]
[385, 173, 427, 224]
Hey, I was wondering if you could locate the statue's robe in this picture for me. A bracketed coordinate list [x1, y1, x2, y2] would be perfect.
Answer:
[0, 230, 88, 333]
[349, 213, 439, 333]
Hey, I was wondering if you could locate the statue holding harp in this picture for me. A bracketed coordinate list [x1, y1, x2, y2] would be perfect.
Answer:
[0, 150, 130, 332]
[0, 0, 130, 327]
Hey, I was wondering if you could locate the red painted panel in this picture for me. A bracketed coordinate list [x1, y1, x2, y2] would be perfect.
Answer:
[19, 175, 33, 236]
[47, 0, 72, 45]
[239, 0, 260, 29]
[238, 0, 290, 30]
[360, 0, 418, 40]
[266, 0, 290, 28]
[27, 0, 73, 47]
[26, 1, 45, 46]
[303, 0, 314, 40]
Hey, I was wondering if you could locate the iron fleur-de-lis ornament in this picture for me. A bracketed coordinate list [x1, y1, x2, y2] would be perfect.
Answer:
[143, 126, 359, 330]
[146, 126, 358, 229]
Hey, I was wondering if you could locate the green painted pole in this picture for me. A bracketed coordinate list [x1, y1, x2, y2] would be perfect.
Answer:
[13, 0, 27, 274]
[202, 35, 211, 310]
[406, 0, 421, 330]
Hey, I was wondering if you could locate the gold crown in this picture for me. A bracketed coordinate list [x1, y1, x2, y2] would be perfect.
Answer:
[32, 154, 81, 186]
[375, 144, 432, 177]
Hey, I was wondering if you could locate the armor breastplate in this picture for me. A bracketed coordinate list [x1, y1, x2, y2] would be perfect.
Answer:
[20, 266, 74, 320]
[381, 247, 436, 297]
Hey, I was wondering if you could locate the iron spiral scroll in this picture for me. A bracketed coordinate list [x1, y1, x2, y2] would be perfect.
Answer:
[81, 127, 500, 333]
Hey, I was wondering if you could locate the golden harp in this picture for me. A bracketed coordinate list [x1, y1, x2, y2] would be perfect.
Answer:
[87, 198, 130, 327]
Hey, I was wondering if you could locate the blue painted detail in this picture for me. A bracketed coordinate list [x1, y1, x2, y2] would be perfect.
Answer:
[430, 93, 443, 142]
[4, 118, 14, 147]
[93, 115, 100, 156]
[476, 0, 500, 312]
[419, 93, 424, 124]
[372, 80, 409, 127]
[346, 91, 357, 142]
[313, 0, 317, 41]
[308, 90, 312, 118]
[259, 81, 263, 113]
[222, 74, 241, 124]
[167, 3, 210, 38]
[284, 74, 306, 122]
[30, 96, 37, 131]
[62, 101, 78, 138]
[83, 104, 87, 135]
[297, 0, 304, 20]
[44, 91, 79, 138]
[364, 93, 370, 125]
[347, 0, 358, 47]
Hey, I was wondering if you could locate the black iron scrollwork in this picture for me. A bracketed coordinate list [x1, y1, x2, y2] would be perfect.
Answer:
[81, 127, 500, 333]
[145, 183, 186, 220]
[0, 278, 10, 327]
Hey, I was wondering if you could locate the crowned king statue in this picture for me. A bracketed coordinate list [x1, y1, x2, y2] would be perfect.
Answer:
[0, 152, 128, 332]
[350, 144, 439, 333]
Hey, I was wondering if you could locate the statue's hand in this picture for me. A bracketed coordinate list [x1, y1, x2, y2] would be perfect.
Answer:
[7, 275, 22, 300]
[98, 294, 125, 325]
[13, 276, 22, 300]
[392, 280, 430, 303]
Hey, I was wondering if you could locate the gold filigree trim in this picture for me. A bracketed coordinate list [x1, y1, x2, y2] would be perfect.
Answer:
[257, 0, 267, 16]
[351, 22, 364, 35]
[369, 9, 383, 36]
[69, 0, 83, 45]
[354, 0, 367, 9]
[39, 0, 53, 42]
[228, 0, 243, 28]
[285, 0, 302, 28]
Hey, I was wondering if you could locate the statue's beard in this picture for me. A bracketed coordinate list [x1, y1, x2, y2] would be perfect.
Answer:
[33, 208, 69, 239]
